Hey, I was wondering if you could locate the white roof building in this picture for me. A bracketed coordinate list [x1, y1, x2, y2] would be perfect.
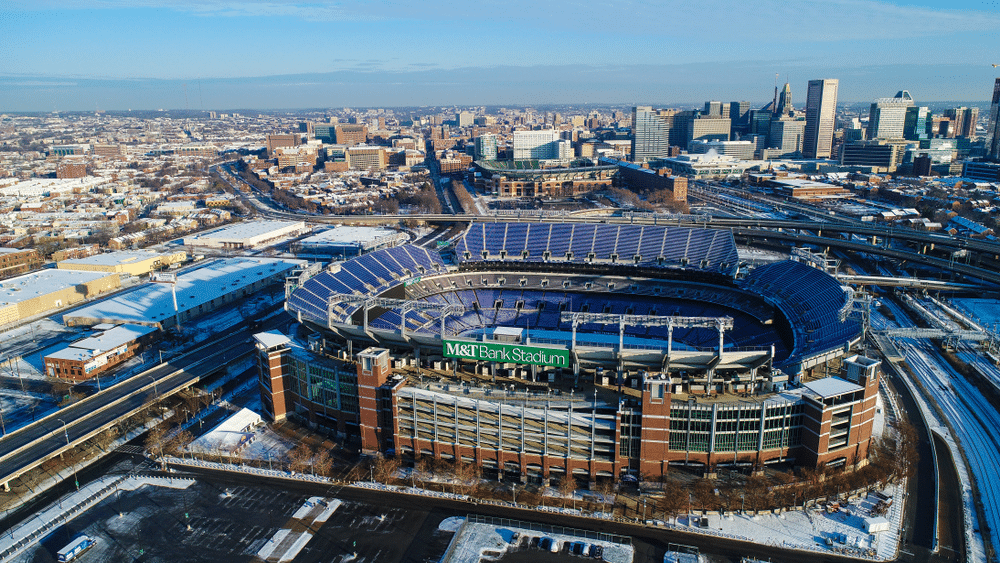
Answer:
[183, 220, 307, 249]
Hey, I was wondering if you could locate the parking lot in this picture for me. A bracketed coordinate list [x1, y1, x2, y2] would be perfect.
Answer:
[13, 475, 456, 563]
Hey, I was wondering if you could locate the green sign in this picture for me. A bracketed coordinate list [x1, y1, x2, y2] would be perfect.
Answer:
[404, 276, 422, 287]
[443, 339, 570, 367]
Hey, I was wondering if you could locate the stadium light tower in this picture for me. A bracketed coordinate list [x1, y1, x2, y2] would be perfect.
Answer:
[151, 273, 180, 330]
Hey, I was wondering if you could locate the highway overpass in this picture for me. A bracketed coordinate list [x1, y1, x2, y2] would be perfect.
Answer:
[0, 329, 255, 491]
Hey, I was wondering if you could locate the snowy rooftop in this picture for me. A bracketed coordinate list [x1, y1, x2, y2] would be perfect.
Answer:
[185, 220, 304, 243]
[71, 324, 158, 351]
[298, 225, 402, 245]
[0, 269, 113, 307]
[58, 250, 171, 267]
[64, 257, 304, 326]
[802, 377, 863, 399]
[0, 177, 110, 197]
[189, 407, 263, 454]
[254, 330, 291, 349]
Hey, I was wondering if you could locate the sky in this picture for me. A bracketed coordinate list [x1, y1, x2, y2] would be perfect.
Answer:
[2, 0, 1000, 111]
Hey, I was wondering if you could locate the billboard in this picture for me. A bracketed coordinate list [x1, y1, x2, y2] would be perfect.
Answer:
[443, 339, 570, 367]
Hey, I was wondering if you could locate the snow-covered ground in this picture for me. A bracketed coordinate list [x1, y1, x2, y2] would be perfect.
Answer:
[0, 388, 58, 435]
[441, 517, 633, 563]
[677, 485, 902, 560]
[953, 298, 1000, 332]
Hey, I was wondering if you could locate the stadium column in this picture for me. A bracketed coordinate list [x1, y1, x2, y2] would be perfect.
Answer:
[357, 347, 392, 455]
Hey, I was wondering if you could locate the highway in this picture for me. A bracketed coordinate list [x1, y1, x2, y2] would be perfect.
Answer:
[0, 328, 255, 490]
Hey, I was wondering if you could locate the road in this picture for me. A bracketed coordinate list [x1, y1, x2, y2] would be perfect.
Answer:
[0, 329, 255, 490]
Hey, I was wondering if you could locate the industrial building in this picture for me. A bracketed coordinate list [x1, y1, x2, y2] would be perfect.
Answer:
[183, 220, 308, 250]
[56, 250, 188, 277]
[64, 257, 305, 328]
[43, 324, 159, 381]
[291, 226, 407, 259]
[0, 269, 121, 327]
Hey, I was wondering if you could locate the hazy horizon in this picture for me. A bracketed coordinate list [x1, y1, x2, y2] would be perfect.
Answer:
[5, 0, 1000, 111]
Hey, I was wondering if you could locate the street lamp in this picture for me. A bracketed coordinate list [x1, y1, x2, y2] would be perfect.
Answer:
[147, 375, 159, 401]
[55, 418, 69, 446]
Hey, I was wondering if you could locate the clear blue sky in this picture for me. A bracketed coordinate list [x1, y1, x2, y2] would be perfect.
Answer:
[3, 0, 1000, 110]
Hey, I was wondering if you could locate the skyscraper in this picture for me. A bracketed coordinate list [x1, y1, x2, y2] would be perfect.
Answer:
[803, 79, 839, 159]
[631, 106, 676, 162]
[903, 107, 931, 141]
[989, 78, 1000, 160]
[474, 134, 498, 161]
[729, 101, 751, 137]
[868, 91, 914, 140]
[774, 83, 793, 117]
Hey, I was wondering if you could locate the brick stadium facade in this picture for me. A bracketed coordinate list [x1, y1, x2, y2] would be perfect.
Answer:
[256, 329, 880, 481]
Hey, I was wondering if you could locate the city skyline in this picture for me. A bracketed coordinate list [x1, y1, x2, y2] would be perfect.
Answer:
[4, 0, 1000, 111]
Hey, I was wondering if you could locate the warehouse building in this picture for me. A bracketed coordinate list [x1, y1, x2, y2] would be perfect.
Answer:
[44, 324, 159, 381]
[0, 270, 121, 327]
[64, 257, 305, 328]
[291, 226, 407, 259]
[183, 220, 308, 250]
[56, 250, 188, 277]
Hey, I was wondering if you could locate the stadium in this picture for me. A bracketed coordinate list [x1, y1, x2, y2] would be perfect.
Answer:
[263, 221, 878, 484]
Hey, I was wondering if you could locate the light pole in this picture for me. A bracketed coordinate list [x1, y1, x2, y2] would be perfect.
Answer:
[147, 375, 159, 401]
[55, 418, 69, 446]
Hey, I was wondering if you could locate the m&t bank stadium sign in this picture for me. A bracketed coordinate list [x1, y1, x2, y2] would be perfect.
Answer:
[443, 340, 570, 367]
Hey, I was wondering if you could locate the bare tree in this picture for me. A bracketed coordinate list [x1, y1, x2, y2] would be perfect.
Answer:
[313, 449, 333, 477]
[288, 443, 313, 474]
[558, 477, 576, 509]
[596, 480, 615, 514]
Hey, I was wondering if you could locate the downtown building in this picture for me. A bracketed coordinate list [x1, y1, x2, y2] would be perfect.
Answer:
[868, 91, 914, 140]
[803, 79, 839, 159]
[988, 78, 1000, 161]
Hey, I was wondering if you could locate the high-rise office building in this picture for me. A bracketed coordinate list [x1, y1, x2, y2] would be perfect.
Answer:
[512, 129, 562, 159]
[631, 106, 676, 162]
[704, 101, 723, 117]
[903, 107, 931, 141]
[474, 134, 498, 161]
[946, 106, 979, 138]
[868, 91, 914, 140]
[686, 115, 731, 147]
[768, 118, 806, 157]
[729, 101, 751, 137]
[803, 79, 839, 159]
[456, 111, 474, 127]
[989, 78, 1000, 160]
